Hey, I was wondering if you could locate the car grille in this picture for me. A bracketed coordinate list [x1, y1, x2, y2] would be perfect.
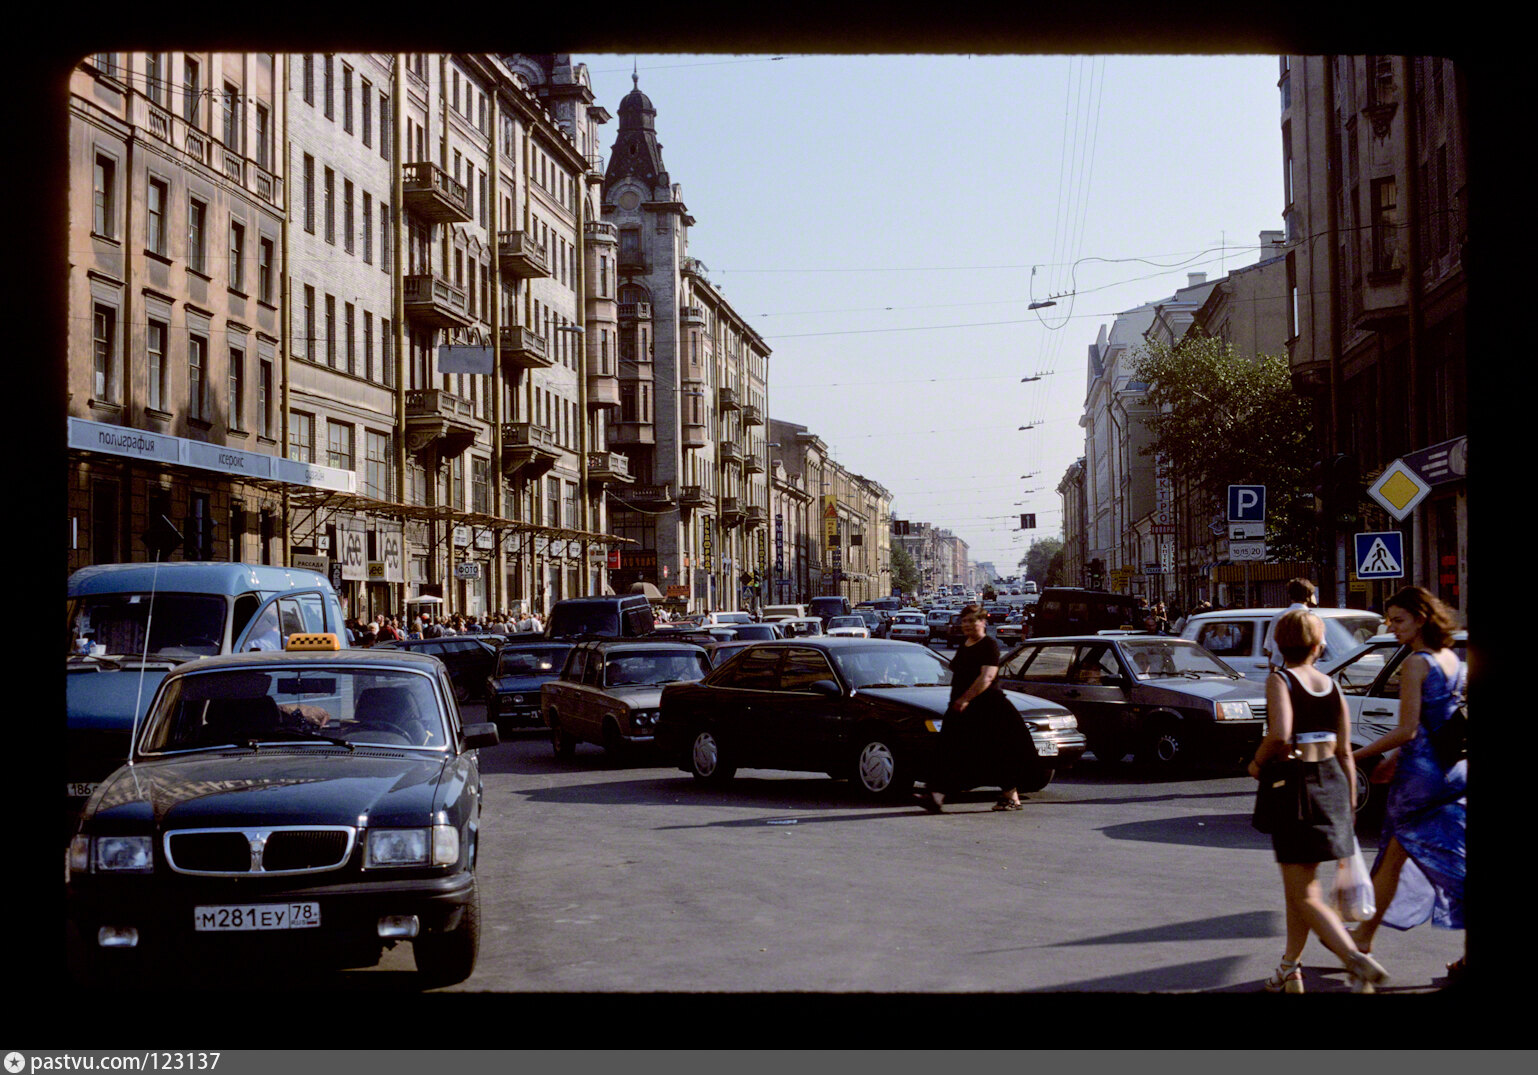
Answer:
[165, 827, 356, 876]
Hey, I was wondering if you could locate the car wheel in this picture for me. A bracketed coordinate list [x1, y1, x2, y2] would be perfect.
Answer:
[853, 732, 913, 799]
[689, 728, 736, 783]
[549, 713, 576, 759]
[1139, 718, 1187, 769]
[414, 880, 479, 988]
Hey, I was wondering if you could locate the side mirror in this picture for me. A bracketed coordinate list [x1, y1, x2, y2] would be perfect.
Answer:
[462, 722, 500, 750]
[809, 679, 843, 698]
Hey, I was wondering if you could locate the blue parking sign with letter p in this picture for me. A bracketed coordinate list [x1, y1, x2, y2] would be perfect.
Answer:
[1228, 484, 1266, 522]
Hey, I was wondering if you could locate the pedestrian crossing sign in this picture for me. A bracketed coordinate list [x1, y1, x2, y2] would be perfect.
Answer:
[1354, 531, 1405, 580]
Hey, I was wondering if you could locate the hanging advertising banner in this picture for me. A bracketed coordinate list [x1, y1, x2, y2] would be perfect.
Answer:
[338, 518, 368, 582]
[702, 515, 713, 571]
[374, 523, 405, 583]
[775, 513, 785, 573]
[823, 494, 839, 549]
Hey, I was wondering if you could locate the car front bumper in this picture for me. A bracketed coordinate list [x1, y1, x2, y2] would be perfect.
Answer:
[1030, 729, 1087, 767]
[489, 692, 545, 727]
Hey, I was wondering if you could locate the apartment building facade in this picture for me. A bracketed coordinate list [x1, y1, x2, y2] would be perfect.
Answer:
[601, 78, 771, 613]
[1280, 55, 1467, 613]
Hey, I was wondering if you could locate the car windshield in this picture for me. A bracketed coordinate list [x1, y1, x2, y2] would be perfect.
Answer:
[1120, 641, 1239, 679]
[892, 614, 925, 625]
[497, 647, 570, 676]
[605, 650, 711, 686]
[1321, 615, 1383, 663]
[138, 666, 448, 753]
[827, 617, 863, 629]
[68, 593, 227, 659]
[545, 604, 621, 637]
[833, 646, 954, 689]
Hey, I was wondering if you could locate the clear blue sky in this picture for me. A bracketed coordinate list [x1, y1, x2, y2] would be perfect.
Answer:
[583, 53, 1284, 577]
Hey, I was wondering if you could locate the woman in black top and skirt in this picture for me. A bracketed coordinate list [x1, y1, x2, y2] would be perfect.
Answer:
[920, 604, 1039, 812]
[1249, 609, 1388, 993]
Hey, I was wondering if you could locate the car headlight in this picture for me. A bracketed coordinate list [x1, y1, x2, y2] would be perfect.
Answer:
[366, 828, 429, 868]
[511, 694, 525, 705]
[1027, 714, 1078, 731]
[1218, 700, 1255, 721]
[94, 835, 154, 873]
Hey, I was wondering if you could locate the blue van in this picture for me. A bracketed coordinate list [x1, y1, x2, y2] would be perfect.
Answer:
[66, 562, 348, 832]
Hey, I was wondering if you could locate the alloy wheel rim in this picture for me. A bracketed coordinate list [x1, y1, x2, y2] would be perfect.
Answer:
[858, 742, 895, 791]
[693, 733, 719, 776]
[1156, 734, 1180, 762]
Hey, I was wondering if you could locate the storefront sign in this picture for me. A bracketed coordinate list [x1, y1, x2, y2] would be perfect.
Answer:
[185, 440, 274, 479]
[823, 495, 839, 549]
[68, 417, 180, 464]
[620, 549, 656, 570]
[702, 516, 713, 571]
[338, 519, 368, 581]
[454, 562, 482, 580]
[69, 417, 354, 491]
[453, 525, 471, 547]
[367, 561, 387, 580]
[274, 457, 356, 492]
[608, 548, 621, 569]
[291, 553, 328, 574]
[475, 529, 494, 550]
[375, 525, 405, 583]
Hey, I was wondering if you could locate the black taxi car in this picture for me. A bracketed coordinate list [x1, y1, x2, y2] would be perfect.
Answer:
[656, 638, 1085, 799]
[993, 634, 1267, 769]
[483, 640, 573, 732]
[66, 634, 498, 987]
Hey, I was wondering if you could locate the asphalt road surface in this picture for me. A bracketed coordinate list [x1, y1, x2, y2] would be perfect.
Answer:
[344, 699, 1465, 994]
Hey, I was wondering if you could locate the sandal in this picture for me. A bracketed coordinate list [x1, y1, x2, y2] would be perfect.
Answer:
[992, 798, 1023, 811]
[1264, 958, 1304, 994]
[1345, 950, 1389, 993]
[918, 789, 944, 814]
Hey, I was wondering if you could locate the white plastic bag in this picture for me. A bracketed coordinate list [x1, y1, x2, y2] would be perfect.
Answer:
[1334, 838, 1377, 922]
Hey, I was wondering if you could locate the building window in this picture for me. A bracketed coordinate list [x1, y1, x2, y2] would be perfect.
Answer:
[259, 358, 273, 438]
[92, 305, 118, 402]
[229, 346, 245, 429]
[188, 333, 208, 420]
[147, 178, 167, 255]
[229, 220, 245, 291]
[342, 63, 353, 134]
[258, 237, 274, 303]
[365, 431, 392, 500]
[289, 411, 314, 463]
[345, 302, 356, 375]
[323, 167, 334, 244]
[381, 201, 391, 274]
[221, 81, 241, 152]
[363, 310, 374, 382]
[185, 492, 213, 561]
[361, 81, 372, 147]
[303, 154, 315, 233]
[302, 54, 314, 105]
[343, 178, 354, 253]
[362, 193, 372, 265]
[254, 103, 270, 169]
[328, 420, 354, 472]
[147, 319, 166, 412]
[471, 458, 488, 514]
[145, 52, 165, 106]
[91, 480, 119, 564]
[380, 93, 390, 160]
[325, 294, 336, 367]
[382, 319, 394, 388]
[1372, 176, 1399, 273]
[323, 54, 333, 120]
[183, 56, 201, 124]
[307, 286, 319, 361]
[187, 198, 206, 274]
[452, 455, 465, 511]
[92, 154, 115, 238]
[546, 477, 560, 527]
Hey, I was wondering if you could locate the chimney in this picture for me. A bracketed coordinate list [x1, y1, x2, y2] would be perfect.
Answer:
[1187, 272, 1207, 288]
[1259, 229, 1285, 255]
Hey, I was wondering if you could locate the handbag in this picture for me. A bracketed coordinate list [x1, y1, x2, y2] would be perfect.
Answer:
[1333, 838, 1377, 922]
[1251, 751, 1309, 834]
[1427, 662, 1467, 770]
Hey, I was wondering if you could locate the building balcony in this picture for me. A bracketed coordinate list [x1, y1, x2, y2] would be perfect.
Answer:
[719, 497, 745, 528]
[683, 420, 708, 449]
[743, 454, 764, 475]
[584, 220, 618, 244]
[741, 403, 763, 427]
[586, 451, 633, 485]
[499, 325, 552, 373]
[618, 302, 652, 322]
[584, 153, 606, 180]
[500, 422, 561, 478]
[678, 485, 712, 512]
[586, 368, 621, 410]
[403, 162, 471, 225]
[404, 389, 478, 460]
[608, 421, 655, 446]
[680, 304, 705, 325]
[618, 251, 647, 274]
[745, 505, 768, 526]
[719, 440, 742, 464]
[403, 273, 471, 330]
[717, 385, 740, 411]
[681, 256, 709, 279]
[497, 231, 551, 279]
[626, 482, 673, 507]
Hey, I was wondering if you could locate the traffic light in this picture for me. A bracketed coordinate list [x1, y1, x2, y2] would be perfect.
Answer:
[1088, 557, 1105, 587]
[1311, 453, 1360, 526]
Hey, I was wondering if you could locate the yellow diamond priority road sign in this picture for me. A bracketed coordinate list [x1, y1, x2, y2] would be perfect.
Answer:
[1367, 458, 1432, 521]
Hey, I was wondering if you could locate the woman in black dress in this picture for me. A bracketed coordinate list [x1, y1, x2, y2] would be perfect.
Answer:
[920, 604, 1039, 812]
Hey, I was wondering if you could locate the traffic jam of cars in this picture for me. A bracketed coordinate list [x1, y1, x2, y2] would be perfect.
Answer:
[66, 565, 1431, 988]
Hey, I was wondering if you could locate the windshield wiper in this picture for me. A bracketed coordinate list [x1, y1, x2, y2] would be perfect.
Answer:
[247, 729, 355, 751]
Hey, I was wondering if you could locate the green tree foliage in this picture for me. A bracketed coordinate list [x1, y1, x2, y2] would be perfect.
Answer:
[890, 543, 922, 595]
[1018, 536, 1064, 585]
[1132, 335, 1315, 561]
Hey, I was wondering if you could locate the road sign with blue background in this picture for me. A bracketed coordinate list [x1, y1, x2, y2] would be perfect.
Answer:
[1227, 484, 1266, 522]
[1355, 531, 1405, 580]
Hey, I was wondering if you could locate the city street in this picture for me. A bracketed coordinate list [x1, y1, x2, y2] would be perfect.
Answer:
[342, 700, 1463, 994]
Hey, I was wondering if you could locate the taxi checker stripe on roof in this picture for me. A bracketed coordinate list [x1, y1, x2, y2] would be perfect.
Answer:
[286, 633, 341, 651]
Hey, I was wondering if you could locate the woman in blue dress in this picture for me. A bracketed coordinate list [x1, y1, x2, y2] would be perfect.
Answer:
[1351, 586, 1467, 977]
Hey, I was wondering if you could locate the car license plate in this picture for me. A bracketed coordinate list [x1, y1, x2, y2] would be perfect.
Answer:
[1035, 741, 1059, 756]
[194, 903, 321, 932]
[66, 783, 99, 798]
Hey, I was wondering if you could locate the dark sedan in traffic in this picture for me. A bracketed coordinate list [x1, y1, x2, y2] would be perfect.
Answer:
[657, 638, 1085, 799]
[483, 641, 573, 732]
[993, 634, 1267, 769]
[371, 635, 498, 703]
